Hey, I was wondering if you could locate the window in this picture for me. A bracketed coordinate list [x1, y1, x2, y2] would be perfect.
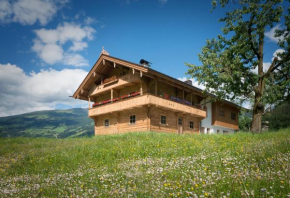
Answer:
[178, 117, 183, 125]
[217, 130, 220, 134]
[219, 109, 225, 117]
[161, 115, 166, 124]
[231, 112, 236, 120]
[189, 121, 194, 129]
[104, 119, 109, 127]
[130, 115, 136, 124]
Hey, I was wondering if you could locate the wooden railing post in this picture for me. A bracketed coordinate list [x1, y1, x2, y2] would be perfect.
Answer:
[155, 78, 157, 95]
[140, 81, 143, 95]
[111, 89, 113, 103]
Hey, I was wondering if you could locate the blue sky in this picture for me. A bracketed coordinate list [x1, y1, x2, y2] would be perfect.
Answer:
[0, 0, 286, 116]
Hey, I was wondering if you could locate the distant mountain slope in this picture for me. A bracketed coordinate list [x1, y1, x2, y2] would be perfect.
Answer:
[0, 108, 94, 138]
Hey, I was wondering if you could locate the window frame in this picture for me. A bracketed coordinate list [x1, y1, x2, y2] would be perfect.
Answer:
[129, 115, 136, 124]
[104, 119, 110, 127]
[178, 117, 183, 126]
[189, 121, 194, 129]
[219, 109, 225, 117]
[160, 115, 166, 125]
[231, 112, 236, 120]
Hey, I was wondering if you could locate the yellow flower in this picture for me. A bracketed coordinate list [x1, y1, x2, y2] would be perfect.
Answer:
[205, 192, 209, 197]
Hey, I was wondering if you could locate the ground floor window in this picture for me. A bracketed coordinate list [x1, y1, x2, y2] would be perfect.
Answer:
[104, 119, 109, 127]
[217, 130, 220, 134]
[178, 117, 182, 125]
[161, 115, 166, 124]
[130, 115, 136, 124]
[189, 121, 194, 129]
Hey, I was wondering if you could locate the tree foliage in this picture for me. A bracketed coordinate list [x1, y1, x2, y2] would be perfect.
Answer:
[186, 0, 290, 132]
[263, 102, 290, 130]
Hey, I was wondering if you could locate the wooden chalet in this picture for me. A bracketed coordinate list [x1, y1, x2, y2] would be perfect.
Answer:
[73, 50, 239, 135]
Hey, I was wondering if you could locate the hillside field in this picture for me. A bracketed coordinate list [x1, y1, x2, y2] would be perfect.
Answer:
[0, 108, 94, 138]
[0, 129, 289, 197]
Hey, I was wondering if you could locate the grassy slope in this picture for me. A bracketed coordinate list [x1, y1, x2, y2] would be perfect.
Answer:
[0, 129, 289, 197]
[0, 108, 94, 138]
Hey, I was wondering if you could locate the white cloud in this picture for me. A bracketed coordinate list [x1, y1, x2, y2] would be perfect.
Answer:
[178, 77, 206, 90]
[251, 62, 271, 74]
[84, 17, 97, 25]
[32, 22, 96, 66]
[63, 53, 88, 67]
[0, 63, 87, 117]
[69, 41, 88, 51]
[272, 49, 285, 61]
[265, 24, 285, 43]
[0, 0, 68, 25]
[251, 49, 285, 74]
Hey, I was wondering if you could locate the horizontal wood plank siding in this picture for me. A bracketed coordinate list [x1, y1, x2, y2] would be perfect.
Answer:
[212, 101, 239, 130]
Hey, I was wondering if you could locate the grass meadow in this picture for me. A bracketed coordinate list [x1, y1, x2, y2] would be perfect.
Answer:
[0, 129, 289, 197]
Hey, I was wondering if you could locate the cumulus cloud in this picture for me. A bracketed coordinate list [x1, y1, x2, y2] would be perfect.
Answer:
[272, 49, 285, 61]
[0, 0, 68, 25]
[265, 24, 285, 43]
[0, 63, 88, 117]
[32, 22, 96, 67]
[63, 53, 88, 67]
[178, 77, 206, 90]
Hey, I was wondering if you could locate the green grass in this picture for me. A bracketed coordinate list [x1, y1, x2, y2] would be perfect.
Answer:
[0, 129, 289, 197]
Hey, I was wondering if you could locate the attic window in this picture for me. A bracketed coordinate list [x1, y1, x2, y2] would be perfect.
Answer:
[219, 109, 225, 117]
[231, 112, 236, 120]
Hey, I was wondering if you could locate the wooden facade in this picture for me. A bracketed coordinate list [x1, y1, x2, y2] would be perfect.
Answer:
[73, 52, 239, 135]
[212, 101, 239, 131]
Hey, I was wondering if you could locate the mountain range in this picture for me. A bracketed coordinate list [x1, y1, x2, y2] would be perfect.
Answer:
[0, 108, 94, 138]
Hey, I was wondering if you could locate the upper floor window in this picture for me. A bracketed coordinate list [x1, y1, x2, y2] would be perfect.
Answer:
[161, 115, 166, 124]
[231, 112, 236, 120]
[104, 119, 110, 127]
[189, 121, 194, 129]
[219, 109, 225, 117]
[130, 115, 136, 124]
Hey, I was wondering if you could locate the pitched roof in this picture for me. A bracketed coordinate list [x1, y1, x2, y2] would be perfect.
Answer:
[72, 54, 241, 109]
[72, 54, 204, 100]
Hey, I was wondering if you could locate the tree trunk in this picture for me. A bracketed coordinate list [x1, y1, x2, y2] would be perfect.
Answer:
[251, 93, 263, 133]
[251, 33, 265, 133]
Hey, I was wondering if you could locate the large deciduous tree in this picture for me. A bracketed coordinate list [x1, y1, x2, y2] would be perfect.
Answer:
[186, 0, 290, 132]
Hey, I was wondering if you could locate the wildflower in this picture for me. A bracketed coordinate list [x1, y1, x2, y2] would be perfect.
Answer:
[205, 192, 209, 197]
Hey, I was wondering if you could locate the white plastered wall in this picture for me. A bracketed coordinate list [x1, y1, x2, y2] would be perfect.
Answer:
[200, 101, 235, 134]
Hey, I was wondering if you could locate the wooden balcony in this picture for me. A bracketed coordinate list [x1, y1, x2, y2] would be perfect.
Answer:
[90, 73, 140, 96]
[88, 94, 206, 118]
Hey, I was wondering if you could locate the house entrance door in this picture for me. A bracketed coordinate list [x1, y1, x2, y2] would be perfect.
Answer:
[178, 117, 183, 134]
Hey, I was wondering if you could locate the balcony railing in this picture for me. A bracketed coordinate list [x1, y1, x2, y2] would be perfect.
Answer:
[90, 73, 140, 96]
[89, 94, 206, 118]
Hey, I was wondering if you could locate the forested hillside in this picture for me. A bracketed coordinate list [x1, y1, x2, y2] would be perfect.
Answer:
[0, 108, 94, 138]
